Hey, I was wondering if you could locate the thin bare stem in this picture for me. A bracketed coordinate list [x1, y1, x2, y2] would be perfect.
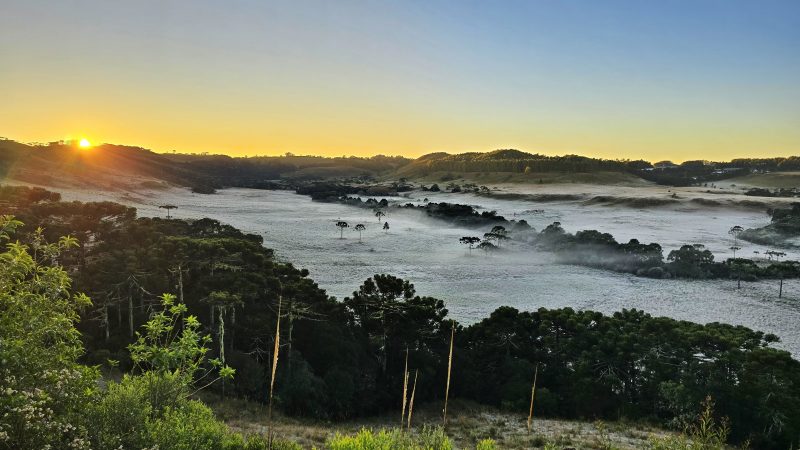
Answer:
[401, 347, 409, 426]
[443, 320, 455, 427]
[268, 295, 282, 449]
[407, 369, 419, 430]
[527, 365, 538, 432]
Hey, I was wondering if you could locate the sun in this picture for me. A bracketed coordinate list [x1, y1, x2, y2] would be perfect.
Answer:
[78, 138, 91, 148]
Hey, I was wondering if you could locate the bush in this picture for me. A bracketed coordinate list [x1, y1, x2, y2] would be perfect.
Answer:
[147, 400, 242, 450]
[327, 426, 454, 450]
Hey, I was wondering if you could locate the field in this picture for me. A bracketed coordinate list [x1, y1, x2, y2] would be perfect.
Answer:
[207, 396, 672, 450]
[722, 171, 800, 189]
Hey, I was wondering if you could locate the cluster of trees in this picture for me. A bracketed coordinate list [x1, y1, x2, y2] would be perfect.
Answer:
[4, 185, 800, 449]
[411, 202, 530, 230]
[534, 222, 800, 285]
[408, 149, 627, 175]
[740, 203, 800, 247]
[458, 226, 511, 253]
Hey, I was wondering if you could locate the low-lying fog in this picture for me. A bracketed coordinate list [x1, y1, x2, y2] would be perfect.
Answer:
[60, 186, 800, 355]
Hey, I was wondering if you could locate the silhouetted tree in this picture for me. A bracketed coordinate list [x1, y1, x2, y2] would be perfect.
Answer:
[375, 210, 385, 223]
[483, 225, 509, 248]
[159, 204, 177, 219]
[729, 225, 744, 247]
[354, 223, 366, 242]
[383, 222, 389, 232]
[336, 220, 349, 239]
[459, 236, 481, 254]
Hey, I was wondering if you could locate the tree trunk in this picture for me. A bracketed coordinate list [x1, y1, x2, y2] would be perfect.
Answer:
[287, 303, 294, 373]
[128, 295, 134, 337]
[117, 298, 122, 328]
[779, 278, 784, 298]
[104, 305, 110, 342]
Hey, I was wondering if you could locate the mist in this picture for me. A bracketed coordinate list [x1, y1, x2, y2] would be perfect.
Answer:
[54, 184, 800, 355]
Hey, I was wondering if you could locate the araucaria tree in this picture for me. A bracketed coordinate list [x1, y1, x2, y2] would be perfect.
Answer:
[483, 225, 509, 248]
[159, 204, 178, 219]
[336, 220, 349, 238]
[375, 210, 386, 223]
[354, 223, 366, 242]
[459, 236, 481, 254]
[383, 222, 390, 232]
[729, 225, 744, 247]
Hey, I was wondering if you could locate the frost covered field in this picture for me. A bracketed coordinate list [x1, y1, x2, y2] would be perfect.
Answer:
[60, 185, 800, 355]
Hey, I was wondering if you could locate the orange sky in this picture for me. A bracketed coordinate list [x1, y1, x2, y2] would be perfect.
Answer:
[2, 1, 798, 162]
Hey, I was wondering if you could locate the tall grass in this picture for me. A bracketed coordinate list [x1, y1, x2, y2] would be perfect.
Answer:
[443, 320, 455, 427]
[407, 369, 419, 430]
[401, 347, 410, 426]
[527, 365, 538, 432]
[268, 295, 282, 448]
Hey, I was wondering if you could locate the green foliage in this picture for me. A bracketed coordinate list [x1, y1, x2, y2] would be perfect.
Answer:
[475, 439, 497, 450]
[649, 397, 732, 450]
[0, 217, 98, 450]
[128, 293, 235, 390]
[146, 400, 242, 450]
[327, 426, 454, 450]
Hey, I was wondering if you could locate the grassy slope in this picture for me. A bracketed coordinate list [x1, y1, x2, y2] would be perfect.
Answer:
[0, 139, 200, 190]
[725, 171, 800, 189]
[207, 396, 672, 450]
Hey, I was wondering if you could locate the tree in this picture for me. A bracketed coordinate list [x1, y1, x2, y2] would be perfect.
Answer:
[336, 220, 349, 239]
[159, 204, 178, 219]
[459, 236, 481, 254]
[730, 246, 741, 259]
[483, 225, 509, 248]
[667, 244, 715, 278]
[128, 293, 235, 393]
[354, 223, 366, 242]
[729, 225, 744, 247]
[383, 222, 390, 232]
[375, 210, 386, 223]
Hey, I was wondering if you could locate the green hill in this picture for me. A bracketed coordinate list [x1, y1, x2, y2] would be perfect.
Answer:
[394, 150, 646, 184]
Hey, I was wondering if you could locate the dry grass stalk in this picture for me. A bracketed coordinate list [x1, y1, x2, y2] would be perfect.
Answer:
[443, 320, 455, 427]
[401, 347, 409, 426]
[268, 295, 282, 448]
[527, 365, 538, 432]
[407, 369, 419, 430]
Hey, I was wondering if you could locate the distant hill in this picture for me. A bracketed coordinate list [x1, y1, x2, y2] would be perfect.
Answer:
[0, 139, 410, 190]
[393, 149, 648, 184]
[3, 137, 796, 189]
[0, 139, 207, 191]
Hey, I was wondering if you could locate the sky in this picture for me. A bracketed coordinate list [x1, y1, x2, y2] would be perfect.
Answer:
[1, 0, 799, 161]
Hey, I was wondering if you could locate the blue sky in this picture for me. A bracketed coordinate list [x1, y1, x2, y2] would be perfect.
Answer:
[1, 0, 798, 159]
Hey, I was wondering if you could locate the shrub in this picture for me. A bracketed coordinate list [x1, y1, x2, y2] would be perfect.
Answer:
[327, 426, 455, 450]
[147, 400, 242, 450]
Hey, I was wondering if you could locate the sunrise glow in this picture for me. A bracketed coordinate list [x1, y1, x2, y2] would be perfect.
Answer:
[78, 138, 91, 148]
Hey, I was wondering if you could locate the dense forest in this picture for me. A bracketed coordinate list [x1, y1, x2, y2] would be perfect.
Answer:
[2, 184, 800, 449]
